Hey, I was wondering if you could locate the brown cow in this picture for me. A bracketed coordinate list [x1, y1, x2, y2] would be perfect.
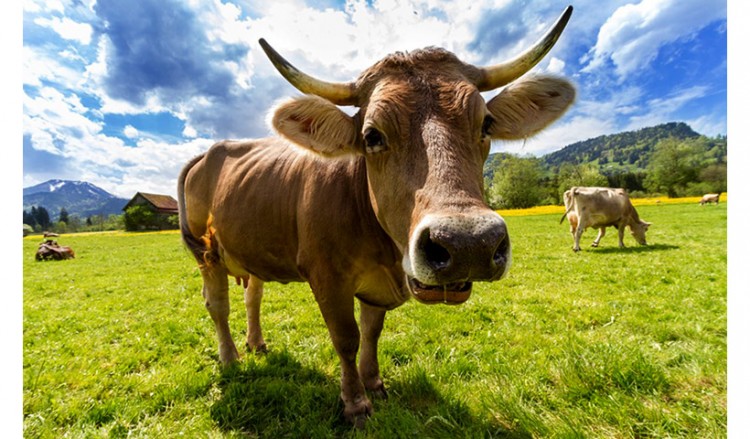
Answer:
[560, 187, 651, 252]
[179, 6, 575, 426]
[35, 240, 75, 260]
[699, 193, 721, 205]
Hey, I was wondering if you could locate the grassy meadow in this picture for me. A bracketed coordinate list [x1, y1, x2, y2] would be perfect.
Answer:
[23, 201, 727, 438]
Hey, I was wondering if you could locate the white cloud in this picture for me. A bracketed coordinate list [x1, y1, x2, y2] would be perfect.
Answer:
[123, 125, 138, 138]
[583, 0, 727, 78]
[183, 125, 197, 138]
[34, 16, 93, 45]
[625, 85, 709, 130]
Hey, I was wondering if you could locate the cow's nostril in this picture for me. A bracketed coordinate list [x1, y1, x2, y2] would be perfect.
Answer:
[422, 233, 452, 271]
[493, 237, 509, 266]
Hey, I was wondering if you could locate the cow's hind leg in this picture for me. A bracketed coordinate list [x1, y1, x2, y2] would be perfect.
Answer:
[591, 227, 606, 247]
[573, 224, 585, 252]
[200, 264, 240, 364]
[244, 275, 267, 353]
[359, 302, 387, 399]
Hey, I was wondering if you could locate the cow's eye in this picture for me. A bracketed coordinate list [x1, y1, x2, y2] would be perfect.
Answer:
[363, 128, 387, 153]
[481, 115, 494, 138]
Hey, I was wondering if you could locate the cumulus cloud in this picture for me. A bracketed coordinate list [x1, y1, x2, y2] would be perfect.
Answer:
[34, 16, 93, 45]
[123, 125, 138, 138]
[582, 0, 727, 78]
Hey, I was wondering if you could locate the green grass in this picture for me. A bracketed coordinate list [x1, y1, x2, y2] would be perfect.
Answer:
[23, 203, 727, 438]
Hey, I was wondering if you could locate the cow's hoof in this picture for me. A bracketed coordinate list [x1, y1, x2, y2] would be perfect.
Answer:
[591, 243, 599, 247]
[369, 383, 388, 400]
[343, 398, 373, 429]
[219, 346, 241, 365]
[246, 342, 268, 355]
[352, 414, 368, 430]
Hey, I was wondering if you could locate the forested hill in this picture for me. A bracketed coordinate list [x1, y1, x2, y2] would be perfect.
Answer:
[541, 122, 701, 172]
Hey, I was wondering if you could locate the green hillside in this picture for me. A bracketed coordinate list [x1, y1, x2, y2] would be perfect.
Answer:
[542, 122, 705, 173]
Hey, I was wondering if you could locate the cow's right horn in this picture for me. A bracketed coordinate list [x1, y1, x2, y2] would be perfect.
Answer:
[259, 39, 357, 106]
[475, 5, 573, 91]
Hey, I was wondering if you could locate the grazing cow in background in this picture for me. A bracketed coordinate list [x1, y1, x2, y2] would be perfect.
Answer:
[699, 193, 721, 205]
[560, 187, 651, 252]
[179, 6, 575, 426]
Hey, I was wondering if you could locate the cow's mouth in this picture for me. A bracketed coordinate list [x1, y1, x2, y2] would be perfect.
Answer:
[407, 277, 472, 305]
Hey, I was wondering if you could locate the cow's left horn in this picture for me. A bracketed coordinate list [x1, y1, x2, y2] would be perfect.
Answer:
[475, 5, 573, 91]
[259, 39, 357, 106]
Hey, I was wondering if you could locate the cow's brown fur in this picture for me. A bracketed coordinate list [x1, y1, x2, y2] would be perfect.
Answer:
[561, 187, 651, 251]
[179, 45, 575, 426]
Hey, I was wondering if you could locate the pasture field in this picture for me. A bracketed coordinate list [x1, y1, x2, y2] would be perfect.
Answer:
[23, 201, 727, 438]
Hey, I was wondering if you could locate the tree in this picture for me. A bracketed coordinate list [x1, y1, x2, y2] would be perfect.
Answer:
[123, 205, 156, 231]
[23, 210, 36, 228]
[59, 207, 69, 224]
[645, 137, 703, 197]
[33, 206, 51, 230]
[699, 163, 727, 193]
[488, 155, 545, 209]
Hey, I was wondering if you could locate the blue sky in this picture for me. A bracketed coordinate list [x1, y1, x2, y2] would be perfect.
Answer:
[21, 0, 728, 198]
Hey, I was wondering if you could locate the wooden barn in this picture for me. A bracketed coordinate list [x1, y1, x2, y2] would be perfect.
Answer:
[122, 192, 179, 230]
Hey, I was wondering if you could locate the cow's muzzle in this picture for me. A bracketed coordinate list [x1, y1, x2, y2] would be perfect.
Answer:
[403, 212, 511, 304]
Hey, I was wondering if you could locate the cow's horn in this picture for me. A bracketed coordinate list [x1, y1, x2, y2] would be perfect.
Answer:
[259, 38, 357, 106]
[475, 5, 573, 91]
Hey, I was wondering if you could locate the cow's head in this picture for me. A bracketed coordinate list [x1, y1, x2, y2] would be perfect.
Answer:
[630, 220, 651, 245]
[263, 6, 575, 304]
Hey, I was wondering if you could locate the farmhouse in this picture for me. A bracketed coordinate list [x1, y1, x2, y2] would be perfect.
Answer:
[123, 192, 179, 231]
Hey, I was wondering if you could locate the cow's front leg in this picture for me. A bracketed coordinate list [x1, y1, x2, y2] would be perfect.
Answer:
[200, 264, 239, 364]
[592, 227, 606, 247]
[617, 224, 626, 248]
[314, 289, 372, 427]
[244, 275, 267, 353]
[359, 302, 387, 399]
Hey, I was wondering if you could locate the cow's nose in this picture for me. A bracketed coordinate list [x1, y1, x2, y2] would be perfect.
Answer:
[409, 213, 510, 284]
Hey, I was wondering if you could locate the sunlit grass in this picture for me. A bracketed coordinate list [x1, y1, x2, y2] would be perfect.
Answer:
[23, 202, 726, 437]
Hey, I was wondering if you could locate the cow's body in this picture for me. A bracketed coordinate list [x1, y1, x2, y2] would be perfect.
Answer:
[561, 187, 651, 251]
[181, 139, 408, 309]
[179, 6, 575, 426]
[700, 193, 721, 205]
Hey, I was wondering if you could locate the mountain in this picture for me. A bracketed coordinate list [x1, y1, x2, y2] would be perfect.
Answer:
[23, 180, 130, 221]
[540, 122, 705, 173]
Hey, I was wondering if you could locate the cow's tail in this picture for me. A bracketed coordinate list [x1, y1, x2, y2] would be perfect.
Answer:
[559, 189, 574, 224]
[559, 205, 573, 225]
[177, 153, 212, 265]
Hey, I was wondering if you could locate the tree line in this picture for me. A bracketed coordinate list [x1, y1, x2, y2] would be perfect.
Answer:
[23, 205, 124, 234]
[485, 135, 727, 209]
[23, 205, 179, 234]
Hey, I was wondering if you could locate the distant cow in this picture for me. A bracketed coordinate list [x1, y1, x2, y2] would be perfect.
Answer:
[179, 7, 575, 426]
[560, 187, 651, 252]
[43, 232, 60, 238]
[699, 193, 721, 205]
[36, 240, 75, 261]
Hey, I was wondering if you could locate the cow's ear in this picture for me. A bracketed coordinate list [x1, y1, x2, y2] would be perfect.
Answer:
[485, 75, 575, 140]
[271, 95, 358, 157]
